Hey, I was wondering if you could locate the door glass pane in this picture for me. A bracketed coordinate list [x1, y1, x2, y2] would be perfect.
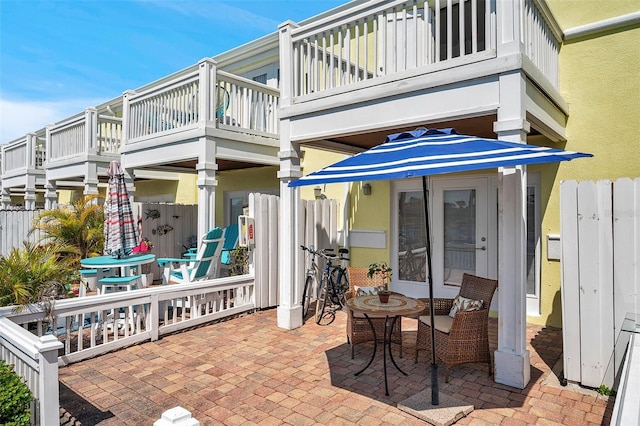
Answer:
[443, 189, 476, 285]
[230, 197, 245, 225]
[397, 191, 427, 282]
[526, 186, 536, 295]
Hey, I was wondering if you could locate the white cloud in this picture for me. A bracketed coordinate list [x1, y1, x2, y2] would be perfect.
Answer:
[0, 98, 102, 144]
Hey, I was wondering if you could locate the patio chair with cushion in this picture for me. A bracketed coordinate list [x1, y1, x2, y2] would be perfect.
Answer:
[415, 273, 498, 382]
[157, 227, 225, 285]
[345, 266, 403, 359]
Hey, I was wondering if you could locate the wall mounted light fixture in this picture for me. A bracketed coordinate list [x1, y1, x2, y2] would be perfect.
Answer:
[362, 183, 372, 196]
[314, 186, 322, 199]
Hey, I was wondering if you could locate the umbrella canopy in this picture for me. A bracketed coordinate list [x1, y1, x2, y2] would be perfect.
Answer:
[104, 161, 139, 258]
[289, 128, 592, 187]
[289, 127, 592, 405]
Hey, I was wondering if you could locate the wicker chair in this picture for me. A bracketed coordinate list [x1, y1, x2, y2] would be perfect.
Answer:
[415, 273, 498, 382]
[345, 267, 403, 359]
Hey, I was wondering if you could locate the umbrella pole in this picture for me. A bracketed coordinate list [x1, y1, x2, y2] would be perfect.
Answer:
[422, 176, 439, 406]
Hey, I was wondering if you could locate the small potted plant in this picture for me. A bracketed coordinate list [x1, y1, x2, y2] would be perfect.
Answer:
[368, 262, 392, 303]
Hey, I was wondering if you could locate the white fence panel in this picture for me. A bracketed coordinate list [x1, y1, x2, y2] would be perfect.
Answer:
[0, 209, 44, 256]
[561, 178, 639, 389]
[250, 193, 280, 309]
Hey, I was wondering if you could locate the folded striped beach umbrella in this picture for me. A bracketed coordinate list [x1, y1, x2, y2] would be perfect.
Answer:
[104, 161, 139, 258]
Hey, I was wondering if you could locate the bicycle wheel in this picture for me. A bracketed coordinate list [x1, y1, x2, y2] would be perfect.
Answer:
[315, 276, 331, 325]
[302, 275, 313, 320]
[329, 267, 348, 308]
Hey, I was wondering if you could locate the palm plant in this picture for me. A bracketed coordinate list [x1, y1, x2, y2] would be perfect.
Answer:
[31, 194, 104, 268]
[0, 243, 74, 311]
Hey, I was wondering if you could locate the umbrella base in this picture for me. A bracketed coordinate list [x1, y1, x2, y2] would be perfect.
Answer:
[398, 389, 473, 426]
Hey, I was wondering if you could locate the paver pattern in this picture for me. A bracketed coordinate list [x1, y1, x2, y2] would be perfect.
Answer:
[59, 308, 613, 425]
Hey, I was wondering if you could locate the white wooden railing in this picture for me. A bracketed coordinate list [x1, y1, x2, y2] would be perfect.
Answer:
[289, 0, 494, 98]
[288, 0, 561, 98]
[0, 275, 255, 366]
[125, 59, 279, 141]
[523, 0, 561, 87]
[1, 133, 46, 174]
[47, 108, 123, 162]
[0, 316, 62, 426]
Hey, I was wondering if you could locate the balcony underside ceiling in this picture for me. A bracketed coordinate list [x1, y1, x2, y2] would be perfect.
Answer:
[309, 115, 522, 154]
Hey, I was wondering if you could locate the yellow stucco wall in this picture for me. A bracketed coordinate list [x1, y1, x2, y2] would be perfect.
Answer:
[531, 2, 640, 327]
[299, 147, 348, 202]
[214, 166, 280, 224]
[349, 181, 391, 267]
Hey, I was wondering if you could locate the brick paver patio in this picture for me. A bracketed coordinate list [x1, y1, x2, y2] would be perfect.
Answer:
[58, 308, 613, 425]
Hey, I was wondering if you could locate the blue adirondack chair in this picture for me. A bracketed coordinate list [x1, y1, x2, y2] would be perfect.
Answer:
[157, 227, 225, 285]
[220, 223, 240, 267]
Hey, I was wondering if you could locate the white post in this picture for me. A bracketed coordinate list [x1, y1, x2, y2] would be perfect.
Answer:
[493, 70, 531, 389]
[24, 133, 37, 210]
[154, 406, 200, 426]
[277, 21, 303, 330]
[122, 90, 136, 145]
[44, 180, 57, 209]
[496, 0, 524, 57]
[83, 161, 99, 197]
[196, 140, 218, 239]
[85, 107, 98, 154]
[37, 334, 64, 426]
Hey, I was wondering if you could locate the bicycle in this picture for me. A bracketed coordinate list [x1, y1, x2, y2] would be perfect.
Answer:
[300, 245, 349, 325]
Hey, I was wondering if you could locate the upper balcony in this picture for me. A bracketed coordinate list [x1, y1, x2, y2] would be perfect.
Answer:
[280, 0, 563, 146]
[122, 58, 281, 170]
[1, 130, 46, 186]
[45, 105, 123, 181]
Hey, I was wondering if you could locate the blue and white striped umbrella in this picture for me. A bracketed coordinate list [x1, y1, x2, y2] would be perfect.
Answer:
[104, 161, 139, 258]
[289, 127, 591, 405]
[289, 128, 592, 187]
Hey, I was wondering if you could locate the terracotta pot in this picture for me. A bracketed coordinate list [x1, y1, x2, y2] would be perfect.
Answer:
[378, 292, 391, 303]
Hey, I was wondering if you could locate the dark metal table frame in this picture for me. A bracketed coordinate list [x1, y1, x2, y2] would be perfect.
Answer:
[346, 294, 425, 396]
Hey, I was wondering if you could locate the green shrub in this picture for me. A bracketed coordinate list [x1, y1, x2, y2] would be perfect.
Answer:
[0, 360, 32, 425]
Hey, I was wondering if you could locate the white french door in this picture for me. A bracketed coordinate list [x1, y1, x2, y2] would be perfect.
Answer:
[392, 176, 495, 299]
[431, 176, 493, 298]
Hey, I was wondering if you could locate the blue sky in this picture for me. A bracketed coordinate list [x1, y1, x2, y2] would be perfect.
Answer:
[0, 0, 346, 143]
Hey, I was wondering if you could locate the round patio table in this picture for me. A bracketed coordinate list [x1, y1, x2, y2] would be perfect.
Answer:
[346, 293, 425, 396]
[80, 254, 156, 281]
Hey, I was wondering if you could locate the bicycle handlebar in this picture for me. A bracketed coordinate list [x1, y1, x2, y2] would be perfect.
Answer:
[300, 245, 349, 261]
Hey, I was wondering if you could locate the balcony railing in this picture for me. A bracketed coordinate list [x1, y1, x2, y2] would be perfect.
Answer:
[289, 0, 560, 98]
[1, 132, 46, 175]
[126, 59, 280, 142]
[47, 108, 123, 162]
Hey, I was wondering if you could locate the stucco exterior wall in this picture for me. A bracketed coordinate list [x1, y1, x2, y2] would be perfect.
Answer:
[532, 1, 640, 327]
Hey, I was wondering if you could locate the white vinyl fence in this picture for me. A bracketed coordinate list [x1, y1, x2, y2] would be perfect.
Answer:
[0, 209, 44, 256]
[560, 178, 640, 389]
[0, 204, 196, 282]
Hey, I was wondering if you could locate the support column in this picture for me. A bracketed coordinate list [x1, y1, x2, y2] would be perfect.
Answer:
[196, 138, 218, 239]
[277, 20, 303, 330]
[0, 186, 10, 209]
[24, 174, 37, 210]
[83, 162, 99, 197]
[493, 70, 531, 389]
[44, 180, 57, 209]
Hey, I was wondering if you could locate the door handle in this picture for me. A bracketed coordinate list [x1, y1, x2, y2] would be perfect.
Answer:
[476, 246, 486, 251]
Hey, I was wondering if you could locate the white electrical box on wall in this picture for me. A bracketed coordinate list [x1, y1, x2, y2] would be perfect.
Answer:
[238, 216, 255, 248]
[547, 234, 561, 260]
